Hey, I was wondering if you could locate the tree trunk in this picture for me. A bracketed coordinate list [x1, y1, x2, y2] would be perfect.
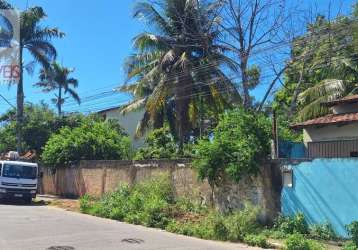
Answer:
[240, 58, 251, 109]
[58, 86, 62, 116]
[16, 46, 24, 153]
[175, 71, 192, 152]
[289, 63, 306, 117]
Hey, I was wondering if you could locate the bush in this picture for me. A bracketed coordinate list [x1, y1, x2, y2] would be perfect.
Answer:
[244, 234, 269, 248]
[224, 204, 261, 241]
[165, 203, 261, 242]
[193, 109, 271, 188]
[275, 213, 309, 235]
[309, 223, 338, 241]
[347, 221, 358, 246]
[285, 234, 310, 250]
[134, 128, 193, 160]
[80, 175, 174, 229]
[284, 234, 326, 250]
[343, 241, 358, 250]
[41, 119, 131, 168]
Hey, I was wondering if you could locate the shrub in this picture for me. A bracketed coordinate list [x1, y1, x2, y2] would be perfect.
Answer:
[284, 234, 326, 250]
[285, 234, 310, 250]
[224, 204, 261, 241]
[80, 175, 174, 229]
[244, 234, 269, 248]
[347, 221, 358, 246]
[41, 119, 131, 168]
[275, 213, 309, 235]
[193, 109, 271, 190]
[309, 223, 338, 241]
[343, 241, 358, 250]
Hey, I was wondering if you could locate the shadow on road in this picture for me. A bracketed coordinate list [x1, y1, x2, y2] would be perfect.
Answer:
[0, 199, 49, 207]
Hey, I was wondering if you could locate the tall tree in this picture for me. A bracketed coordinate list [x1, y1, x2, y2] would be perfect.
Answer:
[220, 0, 288, 108]
[35, 62, 80, 116]
[0, 1, 64, 152]
[274, 13, 358, 121]
[121, 0, 240, 147]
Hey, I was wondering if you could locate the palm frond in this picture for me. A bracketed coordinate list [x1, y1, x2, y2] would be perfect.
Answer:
[133, 2, 172, 34]
[120, 98, 147, 115]
[133, 33, 171, 52]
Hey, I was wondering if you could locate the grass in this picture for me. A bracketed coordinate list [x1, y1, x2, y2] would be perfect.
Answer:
[76, 175, 346, 249]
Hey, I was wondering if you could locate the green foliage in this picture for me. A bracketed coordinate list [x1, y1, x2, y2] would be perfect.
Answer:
[41, 118, 131, 168]
[166, 203, 261, 242]
[244, 234, 269, 248]
[347, 221, 358, 246]
[121, 0, 240, 141]
[134, 128, 188, 160]
[193, 109, 271, 188]
[309, 223, 338, 241]
[343, 241, 358, 250]
[0, 103, 90, 154]
[274, 213, 309, 235]
[273, 11, 358, 121]
[81, 175, 174, 229]
[284, 234, 326, 250]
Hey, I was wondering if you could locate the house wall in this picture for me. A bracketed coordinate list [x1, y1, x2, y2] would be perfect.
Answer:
[101, 108, 146, 148]
[281, 158, 358, 237]
[39, 160, 282, 222]
[303, 123, 358, 144]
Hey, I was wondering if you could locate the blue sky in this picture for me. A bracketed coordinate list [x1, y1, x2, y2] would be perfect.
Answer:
[0, 0, 356, 114]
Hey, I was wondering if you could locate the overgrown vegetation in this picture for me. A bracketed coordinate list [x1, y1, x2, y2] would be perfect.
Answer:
[41, 117, 131, 168]
[344, 221, 358, 250]
[80, 175, 271, 247]
[0, 103, 86, 154]
[79, 175, 348, 248]
[193, 109, 271, 190]
[134, 128, 193, 160]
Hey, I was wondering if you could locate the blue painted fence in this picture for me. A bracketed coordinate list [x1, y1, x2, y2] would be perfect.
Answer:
[282, 159, 358, 237]
[278, 141, 306, 159]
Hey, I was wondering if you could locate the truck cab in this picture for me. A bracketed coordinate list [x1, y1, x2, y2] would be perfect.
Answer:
[0, 161, 38, 203]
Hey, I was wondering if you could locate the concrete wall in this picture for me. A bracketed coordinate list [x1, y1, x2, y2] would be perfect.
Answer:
[303, 123, 358, 144]
[39, 160, 281, 222]
[282, 158, 358, 237]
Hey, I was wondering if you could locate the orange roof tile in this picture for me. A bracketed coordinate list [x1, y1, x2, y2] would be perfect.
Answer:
[291, 112, 358, 129]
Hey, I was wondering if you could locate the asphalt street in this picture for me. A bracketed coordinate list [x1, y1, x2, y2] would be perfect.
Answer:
[0, 203, 261, 250]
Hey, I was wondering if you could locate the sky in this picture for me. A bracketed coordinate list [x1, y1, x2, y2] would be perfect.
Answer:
[0, 0, 356, 114]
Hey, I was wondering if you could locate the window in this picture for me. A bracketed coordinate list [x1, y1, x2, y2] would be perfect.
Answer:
[283, 169, 293, 188]
[2, 164, 37, 179]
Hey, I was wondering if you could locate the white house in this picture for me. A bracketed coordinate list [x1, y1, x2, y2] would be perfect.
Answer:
[292, 95, 358, 158]
[97, 106, 146, 148]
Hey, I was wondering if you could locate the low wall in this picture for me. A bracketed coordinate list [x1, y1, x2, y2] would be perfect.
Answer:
[39, 160, 281, 221]
[282, 158, 358, 237]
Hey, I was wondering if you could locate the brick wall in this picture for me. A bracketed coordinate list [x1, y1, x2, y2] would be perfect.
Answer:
[39, 160, 281, 222]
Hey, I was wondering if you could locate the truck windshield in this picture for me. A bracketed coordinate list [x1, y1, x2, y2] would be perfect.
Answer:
[2, 164, 37, 179]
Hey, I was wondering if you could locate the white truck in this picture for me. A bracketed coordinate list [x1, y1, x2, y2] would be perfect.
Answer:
[0, 160, 38, 203]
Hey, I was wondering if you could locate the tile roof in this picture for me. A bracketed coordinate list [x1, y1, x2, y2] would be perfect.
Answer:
[324, 94, 358, 106]
[291, 112, 358, 129]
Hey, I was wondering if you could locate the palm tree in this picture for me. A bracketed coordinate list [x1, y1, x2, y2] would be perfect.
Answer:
[35, 62, 80, 116]
[297, 79, 358, 121]
[120, 0, 240, 147]
[0, 1, 64, 152]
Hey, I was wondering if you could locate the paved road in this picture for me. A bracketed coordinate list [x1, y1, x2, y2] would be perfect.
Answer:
[0, 203, 260, 250]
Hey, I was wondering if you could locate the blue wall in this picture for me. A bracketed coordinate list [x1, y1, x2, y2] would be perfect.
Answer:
[278, 141, 306, 159]
[282, 159, 358, 237]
